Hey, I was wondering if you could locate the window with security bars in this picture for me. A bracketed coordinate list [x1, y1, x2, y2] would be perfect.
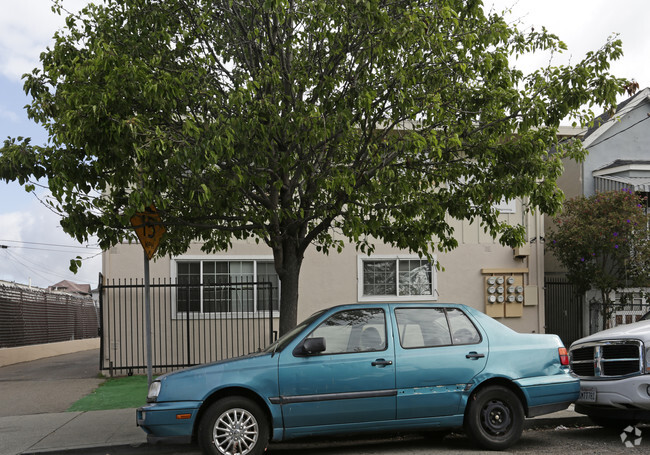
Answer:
[360, 257, 434, 300]
[176, 260, 279, 314]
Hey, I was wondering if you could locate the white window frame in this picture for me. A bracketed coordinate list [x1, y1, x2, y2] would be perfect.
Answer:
[494, 198, 516, 214]
[357, 254, 437, 302]
[171, 255, 280, 319]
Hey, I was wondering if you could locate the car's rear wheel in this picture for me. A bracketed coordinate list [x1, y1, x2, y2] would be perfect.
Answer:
[464, 385, 524, 450]
[198, 396, 269, 455]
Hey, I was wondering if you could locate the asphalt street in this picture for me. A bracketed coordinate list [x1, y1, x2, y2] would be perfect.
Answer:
[17, 423, 650, 455]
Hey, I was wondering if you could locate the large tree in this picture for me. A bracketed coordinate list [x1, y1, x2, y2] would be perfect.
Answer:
[1, 0, 625, 334]
[547, 190, 650, 330]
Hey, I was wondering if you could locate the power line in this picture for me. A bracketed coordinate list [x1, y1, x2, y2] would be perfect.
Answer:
[0, 244, 99, 254]
[0, 246, 100, 286]
[0, 239, 101, 250]
[1, 244, 101, 268]
[1, 249, 57, 284]
[2, 248, 62, 280]
[585, 114, 650, 150]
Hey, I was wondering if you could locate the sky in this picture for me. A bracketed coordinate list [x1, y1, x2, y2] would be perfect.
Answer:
[0, 0, 649, 289]
[0, 0, 102, 289]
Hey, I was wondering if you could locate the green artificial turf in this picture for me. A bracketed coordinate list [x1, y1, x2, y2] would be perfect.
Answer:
[67, 375, 150, 411]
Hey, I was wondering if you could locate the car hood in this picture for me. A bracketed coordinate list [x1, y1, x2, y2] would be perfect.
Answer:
[155, 351, 279, 402]
[157, 351, 271, 381]
[571, 320, 650, 346]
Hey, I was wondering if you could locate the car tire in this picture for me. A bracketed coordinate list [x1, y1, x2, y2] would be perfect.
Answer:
[464, 385, 524, 450]
[198, 396, 269, 455]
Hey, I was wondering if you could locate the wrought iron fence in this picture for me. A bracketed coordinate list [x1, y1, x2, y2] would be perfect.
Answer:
[0, 283, 98, 348]
[588, 288, 650, 333]
[99, 274, 278, 374]
[544, 276, 584, 347]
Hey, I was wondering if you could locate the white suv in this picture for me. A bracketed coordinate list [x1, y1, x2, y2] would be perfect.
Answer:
[569, 321, 650, 426]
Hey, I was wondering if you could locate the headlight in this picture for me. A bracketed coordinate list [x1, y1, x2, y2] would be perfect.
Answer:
[646, 346, 650, 374]
[147, 380, 161, 402]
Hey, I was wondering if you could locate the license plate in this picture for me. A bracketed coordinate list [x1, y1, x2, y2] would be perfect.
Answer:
[579, 387, 596, 402]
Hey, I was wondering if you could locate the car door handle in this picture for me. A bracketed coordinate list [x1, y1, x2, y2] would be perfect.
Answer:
[466, 352, 485, 360]
[371, 359, 393, 367]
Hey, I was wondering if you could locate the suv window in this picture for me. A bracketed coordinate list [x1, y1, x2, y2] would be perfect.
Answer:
[308, 308, 387, 354]
[395, 307, 480, 349]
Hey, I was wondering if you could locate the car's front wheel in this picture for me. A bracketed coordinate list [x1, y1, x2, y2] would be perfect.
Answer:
[464, 385, 524, 450]
[198, 396, 269, 455]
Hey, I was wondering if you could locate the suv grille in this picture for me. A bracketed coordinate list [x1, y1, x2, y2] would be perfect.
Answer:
[570, 340, 644, 378]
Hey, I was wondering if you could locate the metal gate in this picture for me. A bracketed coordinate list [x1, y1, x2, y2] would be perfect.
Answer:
[544, 276, 583, 348]
[98, 274, 278, 374]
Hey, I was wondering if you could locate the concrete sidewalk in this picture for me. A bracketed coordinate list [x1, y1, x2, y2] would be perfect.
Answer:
[1, 409, 146, 455]
[1, 405, 591, 455]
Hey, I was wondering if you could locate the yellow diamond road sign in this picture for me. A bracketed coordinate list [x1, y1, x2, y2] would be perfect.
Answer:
[130, 205, 166, 260]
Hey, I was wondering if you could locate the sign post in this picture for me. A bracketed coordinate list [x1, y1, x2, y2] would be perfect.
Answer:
[130, 206, 166, 386]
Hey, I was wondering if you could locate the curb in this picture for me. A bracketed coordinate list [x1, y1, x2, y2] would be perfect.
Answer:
[20, 414, 593, 455]
[20, 443, 198, 455]
[524, 415, 592, 430]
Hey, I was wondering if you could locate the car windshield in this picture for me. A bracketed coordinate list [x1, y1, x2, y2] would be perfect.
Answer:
[262, 309, 327, 354]
[640, 311, 650, 321]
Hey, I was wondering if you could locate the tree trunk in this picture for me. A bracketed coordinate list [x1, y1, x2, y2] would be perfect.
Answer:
[274, 241, 304, 336]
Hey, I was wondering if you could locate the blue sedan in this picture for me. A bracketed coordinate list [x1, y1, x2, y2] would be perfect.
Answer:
[137, 303, 577, 453]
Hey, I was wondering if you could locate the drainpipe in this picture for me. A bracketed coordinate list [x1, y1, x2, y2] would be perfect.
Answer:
[535, 208, 544, 334]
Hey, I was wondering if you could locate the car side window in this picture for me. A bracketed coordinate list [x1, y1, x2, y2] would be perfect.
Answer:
[447, 308, 481, 345]
[308, 309, 387, 354]
[395, 308, 480, 349]
[395, 308, 452, 348]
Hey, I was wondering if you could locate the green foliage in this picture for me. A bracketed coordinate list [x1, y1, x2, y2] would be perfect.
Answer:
[547, 190, 650, 328]
[0, 0, 626, 332]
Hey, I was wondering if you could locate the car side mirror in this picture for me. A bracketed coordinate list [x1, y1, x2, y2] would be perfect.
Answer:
[293, 337, 326, 356]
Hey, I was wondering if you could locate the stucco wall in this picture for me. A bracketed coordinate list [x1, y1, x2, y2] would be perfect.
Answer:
[103, 202, 545, 336]
[0, 338, 99, 367]
[557, 158, 583, 201]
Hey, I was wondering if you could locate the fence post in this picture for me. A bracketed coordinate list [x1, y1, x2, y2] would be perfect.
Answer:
[98, 273, 105, 371]
[268, 284, 275, 345]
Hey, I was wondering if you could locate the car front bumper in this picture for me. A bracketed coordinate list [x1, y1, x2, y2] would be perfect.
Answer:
[575, 375, 650, 420]
[576, 376, 650, 410]
[136, 401, 202, 444]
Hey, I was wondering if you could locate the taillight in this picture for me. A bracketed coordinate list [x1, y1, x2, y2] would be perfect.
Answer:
[558, 347, 569, 366]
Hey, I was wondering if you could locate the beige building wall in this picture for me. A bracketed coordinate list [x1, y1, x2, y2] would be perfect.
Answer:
[103, 200, 545, 336]
[545, 157, 583, 275]
[557, 158, 583, 200]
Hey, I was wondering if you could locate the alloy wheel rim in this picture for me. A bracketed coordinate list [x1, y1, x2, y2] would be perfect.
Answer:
[213, 407, 259, 455]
